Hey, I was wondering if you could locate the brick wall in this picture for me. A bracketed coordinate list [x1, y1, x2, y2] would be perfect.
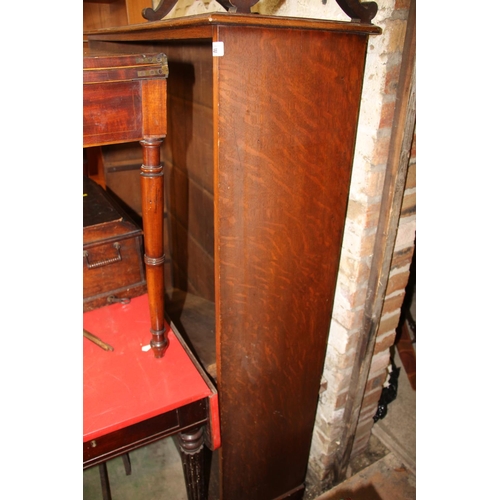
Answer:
[298, 0, 416, 494]
[156, 0, 416, 494]
[350, 129, 416, 459]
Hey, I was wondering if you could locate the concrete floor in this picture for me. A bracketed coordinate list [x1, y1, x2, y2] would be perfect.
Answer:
[83, 437, 189, 500]
[316, 452, 416, 500]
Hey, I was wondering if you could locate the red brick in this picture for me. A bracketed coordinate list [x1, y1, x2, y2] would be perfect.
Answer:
[359, 402, 379, 423]
[343, 329, 361, 353]
[378, 313, 400, 336]
[358, 229, 377, 259]
[333, 349, 358, 372]
[352, 434, 371, 457]
[374, 329, 397, 355]
[385, 270, 411, 296]
[334, 391, 348, 410]
[362, 387, 384, 409]
[356, 415, 376, 436]
[401, 190, 416, 217]
[381, 292, 406, 316]
[369, 351, 391, 379]
[372, 130, 391, 166]
[384, 61, 402, 96]
[333, 305, 364, 333]
[337, 281, 368, 310]
[346, 198, 382, 230]
[394, 217, 416, 250]
[390, 245, 415, 270]
[362, 168, 386, 198]
[387, 19, 407, 54]
[365, 370, 388, 392]
[379, 99, 396, 129]
[339, 252, 372, 284]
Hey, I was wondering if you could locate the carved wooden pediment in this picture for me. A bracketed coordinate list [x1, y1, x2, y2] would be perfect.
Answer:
[143, 0, 378, 24]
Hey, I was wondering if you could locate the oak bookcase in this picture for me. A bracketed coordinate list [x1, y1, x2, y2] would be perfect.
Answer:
[85, 12, 380, 499]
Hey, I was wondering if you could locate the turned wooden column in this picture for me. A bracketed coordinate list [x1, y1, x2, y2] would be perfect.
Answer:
[141, 137, 168, 358]
[140, 76, 169, 358]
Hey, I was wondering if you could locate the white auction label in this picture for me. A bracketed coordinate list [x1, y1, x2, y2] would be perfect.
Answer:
[213, 42, 225, 57]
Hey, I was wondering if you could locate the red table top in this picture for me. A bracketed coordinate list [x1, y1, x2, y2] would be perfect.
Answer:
[83, 294, 219, 447]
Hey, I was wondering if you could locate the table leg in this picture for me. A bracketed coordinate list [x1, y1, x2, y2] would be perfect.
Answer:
[178, 427, 207, 500]
[98, 463, 112, 500]
[122, 453, 132, 475]
[141, 137, 169, 359]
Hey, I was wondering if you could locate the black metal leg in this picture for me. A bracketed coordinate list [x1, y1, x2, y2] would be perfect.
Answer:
[122, 453, 132, 476]
[177, 427, 207, 500]
[98, 463, 112, 500]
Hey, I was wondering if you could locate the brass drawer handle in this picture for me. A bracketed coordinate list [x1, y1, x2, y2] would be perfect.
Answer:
[84, 242, 122, 269]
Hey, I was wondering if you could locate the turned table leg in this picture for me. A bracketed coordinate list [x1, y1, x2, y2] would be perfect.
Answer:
[141, 137, 169, 358]
[178, 427, 207, 500]
[98, 463, 112, 500]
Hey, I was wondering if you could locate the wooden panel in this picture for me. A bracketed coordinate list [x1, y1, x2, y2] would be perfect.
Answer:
[83, 0, 152, 30]
[214, 26, 369, 499]
[102, 142, 143, 169]
[141, 78, 168, 137]
[166, 95, 214, 193]
[83, 0, 128, 31]
[83, 81, 143, 147]
[165, 163, 214, 260]
[125, 0, 153, 25]
[164, 43, 214, 108]
[170, 215, 215, 301]
[105, 167, 144, 215]
[163, 45, 215, 303]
